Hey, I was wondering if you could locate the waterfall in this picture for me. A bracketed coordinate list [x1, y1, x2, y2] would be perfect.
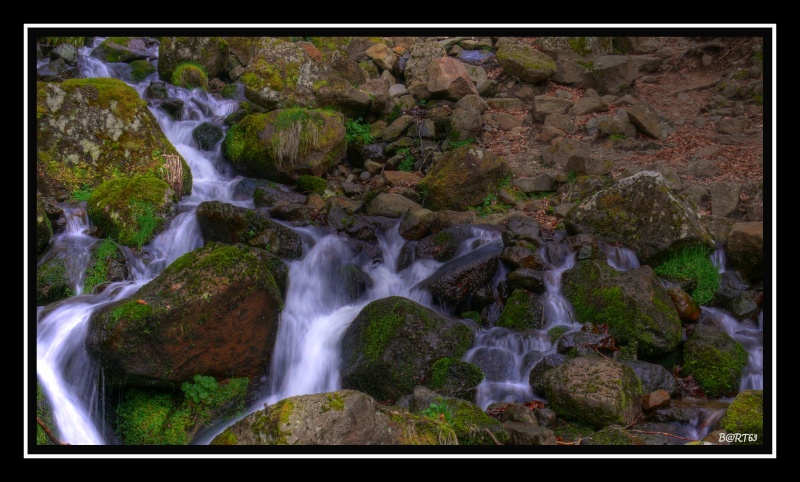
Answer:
[32, 36, 766, 447]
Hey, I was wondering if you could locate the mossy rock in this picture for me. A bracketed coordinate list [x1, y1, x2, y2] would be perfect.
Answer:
[129, 59, 156, 82]
[86, 242, 283, 386]
[36, 78, 190, 199]
[222, 108, 346, 183]
[86, 175, 174, 250]
[416, 146, 512, 212]
[682, 324, 748, 398]
[36, 382, 59, 445]
[561, 259, 682, 359]
[82, 238, 130, 294]
[90, 37, 149, 63]
[426, 357, 484, 401]
[171, 62, 209, 91]
[340, 296, 476, 403]
[495, 41, 557, 84]
[497, 289, 544, 330]
[36, 251, 74, 305]
[717, 389, 763, 445]
[157, 37, 229, 82]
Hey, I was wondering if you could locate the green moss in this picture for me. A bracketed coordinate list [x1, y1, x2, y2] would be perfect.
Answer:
[321, 393, 346, 413]
[83, 239, 122, 293]
[110, 299, 154, 330]
[36, 259, 73, 305]
[683, 329, 748, 398]
[115, 389, 189, 445]
[428, 357, 483, 390]
[362, 301, 405, 362]
[497, 289, 540, 330]
[567, 37, 591, 56]
[86, 175, 171, 249]
[171, 62, 209, 91]
[209, 428, 238, 445]
[36, 382, 58, 445]
[221, 84, 238, 99]
[297, 174, 327, 194]
[129, 60, 155, 82]
[440, 397, 510, 445]
[222, 113, 270, 165]
[547, 325, 570, 342]
[552, 420, 595, 443]
[460, 311, 481, 323]
[718, 390, 763, 445]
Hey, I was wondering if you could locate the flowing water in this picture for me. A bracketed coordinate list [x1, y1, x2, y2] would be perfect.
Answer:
[32, 38, 765, 446]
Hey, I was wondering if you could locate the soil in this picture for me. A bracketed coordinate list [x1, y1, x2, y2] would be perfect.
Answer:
[477, 36, 766, 225]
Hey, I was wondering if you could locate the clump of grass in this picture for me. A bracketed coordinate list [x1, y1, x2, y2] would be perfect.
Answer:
[654, 245, 720, 305]
[68, 188, 93, 202]
[270, 108, 323, 169]
[447, 137, 476, 151]
[397, 147, 415, 172]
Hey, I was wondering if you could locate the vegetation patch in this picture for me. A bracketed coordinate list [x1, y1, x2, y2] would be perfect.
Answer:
[654, 245, 719, 305]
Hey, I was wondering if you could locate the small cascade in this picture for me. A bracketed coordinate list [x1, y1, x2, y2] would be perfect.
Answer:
[601, 242, 641, 271]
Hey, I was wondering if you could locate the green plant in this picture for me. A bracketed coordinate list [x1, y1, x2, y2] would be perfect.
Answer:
[83, 238, 118, 294]
[181, 374, 219, 405]
[130, 200, 158, 251]
[420, 402, 453, 424]
[386, 103, 403, 123]
[566, 170, 578, 184]
[296, 174, 327, 194]
[654, 245, 720, 305]
[345, 117, 373, 145]
[609, 133, 627, 141]
[470, 192, 511, 217]
[397, 147, 415, 172]
[447, 137, 476, 151]
[68, 188, 93, 202]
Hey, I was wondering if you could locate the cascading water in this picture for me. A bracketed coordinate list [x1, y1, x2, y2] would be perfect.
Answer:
[32, 37, 765, 447]
[34, 38, 242, 444]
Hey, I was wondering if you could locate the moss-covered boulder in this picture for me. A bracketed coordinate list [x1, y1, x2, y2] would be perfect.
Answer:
[562, 259, 682, 359]
[222, 108, 346, 183]
[544, 356, 643, 429]
[129, 59, 156, 82]
[717, 389, 763, 445]
[426, 357, 484, 401]
[622, 360, 678, 396]
[90, 37, 150, 63]
[36, 196, 53, 255]
[157, 37, 229, 83]
[564, 171, 714, 265]
[86, 175, 174, 250]
[340, 296, 476, 403]
[238, 37, 369, 115]
[170, 62, 208, 91]
[416, 146, 512, 212]
[195, 200, 303, 260]
[86, 242, 283, 386]
[682, 324, 748, 398]
[496, 41, 557, 84]
[211, 389, 456, 445]
[36, 78, 190, 200]
[497, 289, 545, 330]
[191, 122, 224, 151]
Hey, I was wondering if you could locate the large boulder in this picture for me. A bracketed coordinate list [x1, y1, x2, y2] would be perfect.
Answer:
[544, 356, 643, 429]
[340, 296, 475, 403]
[36, 78, 190, 199]
[85, 242, 283, 386]
[86, 175, 175, 250]
[561, 259, 682, 358]
[238, 37, 369, 115]
[564, 171, 714, 265]
[424, 243, 502, 308]
[682, 324, 748, 398]
[210, 390, 456, 445]
[157, 37, 229, 82]
[496, 41, 557, 84]
[427, 57, 479, 101]
[90, 36, 151, 63]
[725, 222, 764, 283]
[222, 108, 346, 183]
[587, 55, 640, 95]
[196, 200, 303, 260]
[416, 146, 512, 212]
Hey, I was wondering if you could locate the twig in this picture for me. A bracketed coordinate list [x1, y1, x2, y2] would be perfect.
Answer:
[485, 428, 502, 445]
[560, 301, 574, 325]
[36, 417, 70, 445]
[625, 429, 697, 442]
